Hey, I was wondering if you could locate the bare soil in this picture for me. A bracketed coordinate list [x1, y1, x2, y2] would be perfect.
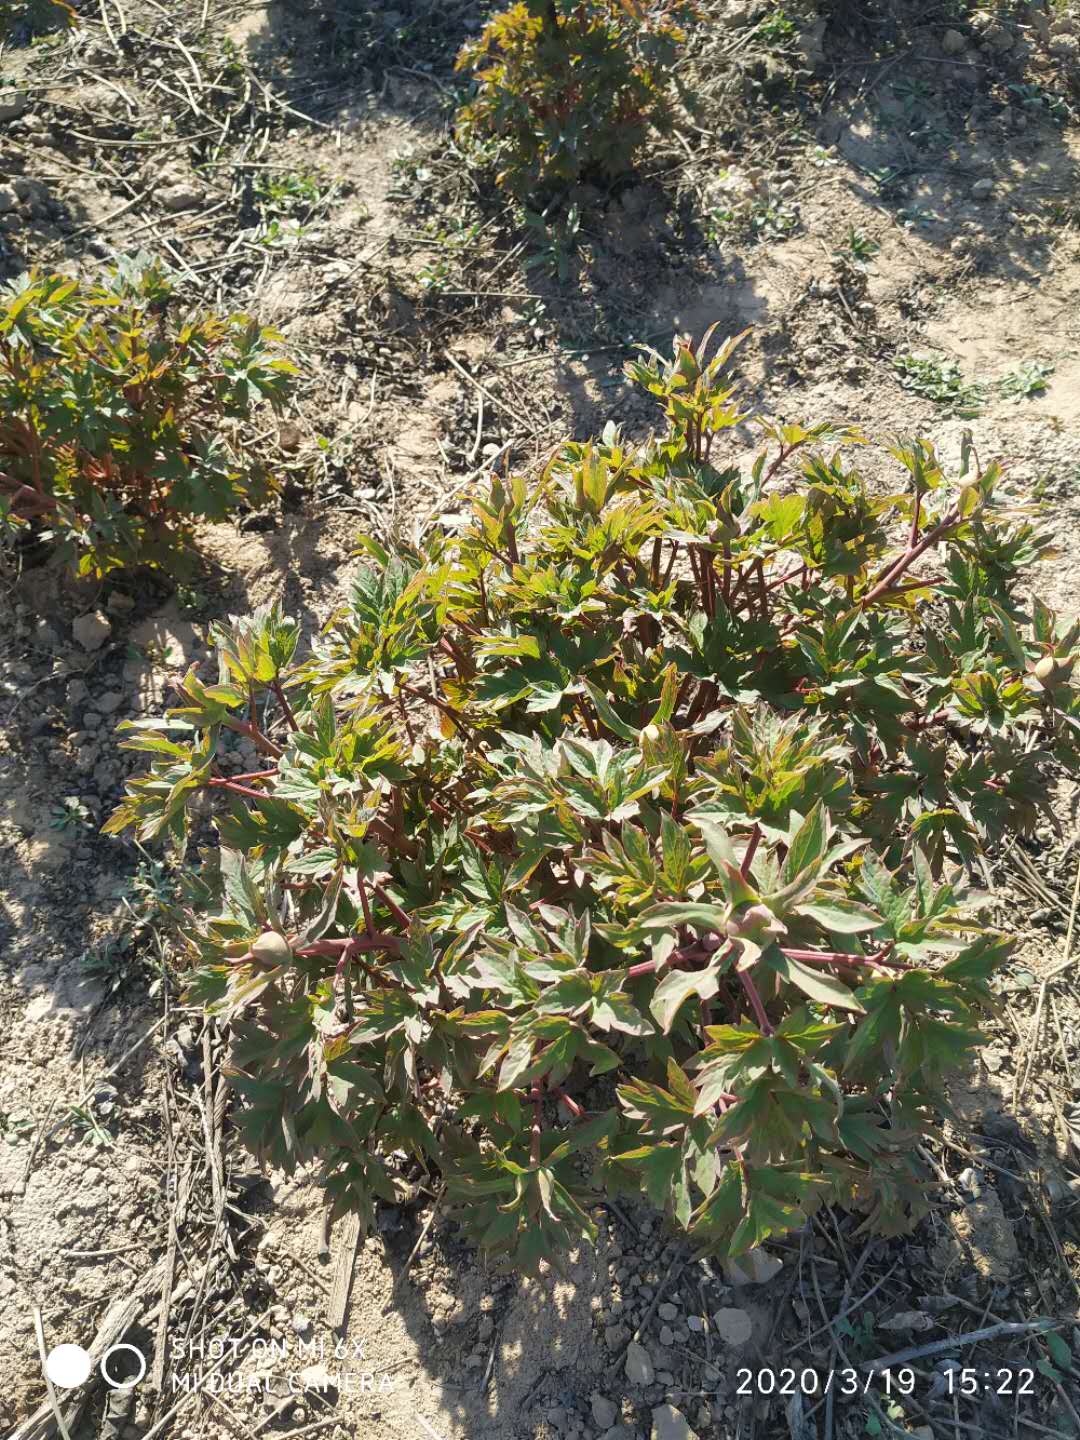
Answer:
[4, 2, 1080, 1437]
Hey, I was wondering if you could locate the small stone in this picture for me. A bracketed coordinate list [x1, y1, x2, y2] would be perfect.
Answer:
[971, 177, 994, 200]
[941, 29, 966, 54]
[0, 89, 28, 120]
[659, 1325, 675, 1347]
[651, 1403, 697, 1440]
[591, 1394, 617, 1429]
[0, 185, 19, 214]
[291, 1314, 311, 1335]
[625, 1340, 655, 1386]
[658, 1302, 679, 1322]
[73, 610, 111, 651]
[158, 183, 203, 212]
[713, 1308, 754, 1346]
[96, 691, 125, 716]
[879, 1311, 935, 1332]
[686, 1315, 705, 1333]
[605, 1323, 630, 1353]
[723, 1247, 782, 1286]
[106, 591, 135, 616]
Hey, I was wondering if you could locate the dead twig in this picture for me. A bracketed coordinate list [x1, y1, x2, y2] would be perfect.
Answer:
[863, 1319, 1056, 1373]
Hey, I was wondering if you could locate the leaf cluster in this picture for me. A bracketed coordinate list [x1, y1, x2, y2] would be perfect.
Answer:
[454, 0, 699, 198]
[0, 257, 297, 577]
[106, 326, 1079, 1272]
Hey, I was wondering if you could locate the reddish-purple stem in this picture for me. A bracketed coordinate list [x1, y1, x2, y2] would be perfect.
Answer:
[272, 679, 299, 733]
[739, 969, 774, 1034]
[741, 823, 761, 878]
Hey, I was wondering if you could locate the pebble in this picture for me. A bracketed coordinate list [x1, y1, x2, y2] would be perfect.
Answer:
[971, 177, 995, 200]
[651, 1403, 698, 1440]
[0, 185, 20, 215]
[713, 1308, 754, 1346]
[73, 611, 111, 652]
[659, 1325, 675, 1347]
[658, 1302, 679, 1322]
[591, 1394, 617, 1429]
[941, 28, 966, 54]
[291, 1314, 311, 1335]
[625, 1340, 655, 1386]
[686, 1315, 705, 1333]
[96, 691, 125, 716]
[605, 1324, 630, 1353]
[158, 183, 204, 212]
[0, 89, 28, 120]
[724, 1248, 782, 1286]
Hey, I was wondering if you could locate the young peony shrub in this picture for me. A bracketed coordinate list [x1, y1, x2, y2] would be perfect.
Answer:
[0, 257, 295, 578]
[454, 0, 698, 198]
[107, 329, 1079, 1272]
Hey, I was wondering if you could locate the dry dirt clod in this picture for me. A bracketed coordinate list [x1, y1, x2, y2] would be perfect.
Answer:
[591, 1392, 617, 1428]
[723, 1247, 782, 1285]
[713, 1307, 753, 1346]
[72, 611, 111, 651]
[651, 1402, 698, 1440]
[624, 1339, 654, 1385]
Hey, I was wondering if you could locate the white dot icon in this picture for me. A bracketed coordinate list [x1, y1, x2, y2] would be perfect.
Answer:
[45, 1344, 92, 1389]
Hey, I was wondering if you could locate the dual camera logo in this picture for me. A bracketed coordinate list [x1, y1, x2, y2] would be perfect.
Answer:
[44, 1342, 147, 1391]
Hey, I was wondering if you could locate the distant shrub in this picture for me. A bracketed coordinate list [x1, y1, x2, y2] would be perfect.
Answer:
[455, 0, 698, 197]
[107, 328, 1079, 1272]
[0, 258, 296, 577]
[0, 0, 76, 43]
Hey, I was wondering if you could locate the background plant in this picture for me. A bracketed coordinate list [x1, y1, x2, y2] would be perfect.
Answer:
[107, 327, 1080, 1272]
[0, 255, 296, 578]
[454, 0, 699, 198]
[0, 0, 75, 43]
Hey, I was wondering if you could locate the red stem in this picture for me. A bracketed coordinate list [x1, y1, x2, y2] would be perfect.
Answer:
[862, 507, 960, 607]
[372, 881, 412, 931]
[552, 1085, 584, 1119]
[741, 823, 761, 878]
[739, 969, 774, 1034]
[272, 679, 299, 733]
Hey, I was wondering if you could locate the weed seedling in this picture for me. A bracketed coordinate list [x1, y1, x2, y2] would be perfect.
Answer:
[893, 353, 986, 416]
[999, 361, 1054, 401]
[49, 797, 92, 832]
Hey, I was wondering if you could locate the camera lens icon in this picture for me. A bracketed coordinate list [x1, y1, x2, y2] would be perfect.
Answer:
[45, 1343, 147, 1391]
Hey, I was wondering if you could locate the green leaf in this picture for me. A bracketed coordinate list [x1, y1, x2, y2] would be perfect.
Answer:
[801, 899, 881, 934]
[768, 951, 865, 1013]
[641, 902, 728, 933]
[650, 965, 722, 1033]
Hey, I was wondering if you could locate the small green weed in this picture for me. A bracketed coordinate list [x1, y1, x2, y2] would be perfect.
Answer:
[49, 797, 93, 832]
[841, 227, 879, 266]
[893, 353, 985, 416]
[524, 204, 581, 283]
[68, 1103, 113, 1148]
[757, 7, 796, 45]
[707, 194, 798, 245]
[0, 1111, 33, 1144]
[1007, 82, 1073, 125]
[418, 217, 484, 292]
[999, 361, 1054, 401]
